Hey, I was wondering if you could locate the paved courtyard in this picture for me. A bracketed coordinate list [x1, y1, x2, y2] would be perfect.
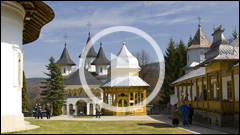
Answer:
[24, 115, 239, 134]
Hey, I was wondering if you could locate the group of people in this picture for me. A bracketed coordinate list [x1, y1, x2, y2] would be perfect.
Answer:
[34, 102, 51, 119]
[171, 101, 194, 127]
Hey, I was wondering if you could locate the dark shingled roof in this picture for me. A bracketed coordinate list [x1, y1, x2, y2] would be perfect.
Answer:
[64, 66, 103, 85]
[56, 44, 76, 66]
[91, 42, 110, 65]
[79, 32, 97, 58]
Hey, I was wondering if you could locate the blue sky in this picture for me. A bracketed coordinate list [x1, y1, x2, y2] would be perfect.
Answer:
[23, 1, 239, 78]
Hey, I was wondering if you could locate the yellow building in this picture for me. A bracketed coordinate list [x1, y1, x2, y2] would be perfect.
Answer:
[170, 25, 239, 127]
[100, 42, 149, 115]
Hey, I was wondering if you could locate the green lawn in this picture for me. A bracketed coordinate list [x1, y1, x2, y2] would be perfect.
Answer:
[6, 119, 194, 134]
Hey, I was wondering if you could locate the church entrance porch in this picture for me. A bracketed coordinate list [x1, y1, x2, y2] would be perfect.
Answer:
[117, 93, 128, 115]
[76, 100, 87, 116]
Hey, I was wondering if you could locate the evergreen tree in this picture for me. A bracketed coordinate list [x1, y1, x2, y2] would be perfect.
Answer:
[40, 56, 66, 116]
[159, 37, 177, 105]
[187, 34, 193, 47]
[22, 71, 28, 112]
[176, 39, 187, 78]
[52, 68, 65, 116]
[228, 27, 239, 43]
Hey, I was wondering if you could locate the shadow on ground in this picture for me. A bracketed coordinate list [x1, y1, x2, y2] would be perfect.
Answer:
[138, 122, 175, 128]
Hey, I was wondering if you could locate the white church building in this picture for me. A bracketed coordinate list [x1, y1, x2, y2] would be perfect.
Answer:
[1, 1, 54, 133]
[57, 32, 110, 116]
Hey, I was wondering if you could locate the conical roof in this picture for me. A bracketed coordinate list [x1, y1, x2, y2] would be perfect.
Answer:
[91, 42, 110, 65]
[188, 24, 211, 49]
[64, 66, 103, 85]
[56, 43, 76, 66]
[79, 32, 97, 58]
[109, 42, 140, 69]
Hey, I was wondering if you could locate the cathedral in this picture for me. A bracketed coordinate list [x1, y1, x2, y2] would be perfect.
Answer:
[57, 29, 149, 116]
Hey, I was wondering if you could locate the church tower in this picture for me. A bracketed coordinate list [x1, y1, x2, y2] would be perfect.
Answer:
[91, 42, 110, 81]
[79, 32, 97, 72]
[183, 23, 212, 74]
[56, 42, 76, 76]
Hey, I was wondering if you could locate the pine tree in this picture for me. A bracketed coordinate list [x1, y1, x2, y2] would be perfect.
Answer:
[22, 71, 28, 112]
[176, 39, 187, 78]
[52, 68, 65, 115]
[40, 56, 66, 116]
[187, 35, 193, 47]
[228, 27, 239, 43]
[159, 37, 177, 105]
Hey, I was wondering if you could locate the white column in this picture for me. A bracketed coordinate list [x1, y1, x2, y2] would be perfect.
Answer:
[87, 103, 90, 115]
[67, 105, 69, 115]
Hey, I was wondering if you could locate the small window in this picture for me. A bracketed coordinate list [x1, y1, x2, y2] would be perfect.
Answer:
[100, 67, 103, 73]
[64, 68, 66, 73]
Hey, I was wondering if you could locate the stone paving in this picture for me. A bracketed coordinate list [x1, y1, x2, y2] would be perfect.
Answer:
[1, 121, 40, 134]
[24, 114, 239, 134]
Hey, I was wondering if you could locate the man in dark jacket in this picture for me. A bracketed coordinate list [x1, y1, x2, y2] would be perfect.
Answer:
[95, 104, 100, 118]
[188, 104, 194, 124]
[45, 103, 51, 119]
[37, 102, 43, 119]
[34, 103, 38, 119]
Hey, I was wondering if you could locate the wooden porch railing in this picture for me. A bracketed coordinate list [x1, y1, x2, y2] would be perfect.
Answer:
[177, 100, 239, 114]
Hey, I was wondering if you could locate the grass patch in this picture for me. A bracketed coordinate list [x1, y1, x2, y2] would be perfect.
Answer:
[7, 119, 194, 134]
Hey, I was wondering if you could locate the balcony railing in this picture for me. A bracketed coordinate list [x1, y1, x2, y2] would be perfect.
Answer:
[177, 100, 238, 114]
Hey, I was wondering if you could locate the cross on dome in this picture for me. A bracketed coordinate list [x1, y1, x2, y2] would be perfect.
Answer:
[63, 33, 68, 46]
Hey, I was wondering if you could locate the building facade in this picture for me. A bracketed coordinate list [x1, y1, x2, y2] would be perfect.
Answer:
[170, 24, 239, 127]
[58, 32, 109, 116]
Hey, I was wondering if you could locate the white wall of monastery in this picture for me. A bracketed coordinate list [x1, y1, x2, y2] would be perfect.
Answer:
[187, 48, 209, 66]
[1, 1, 25, 132]
[1, 1, 24, 116]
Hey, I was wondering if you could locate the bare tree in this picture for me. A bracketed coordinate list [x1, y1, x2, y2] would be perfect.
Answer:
[133, 50, 161, 105]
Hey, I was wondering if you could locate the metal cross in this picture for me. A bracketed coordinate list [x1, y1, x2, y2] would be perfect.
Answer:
[197, 16, 201, 25]
[63, 33, 68, 46]
[87, 21, 92, 32]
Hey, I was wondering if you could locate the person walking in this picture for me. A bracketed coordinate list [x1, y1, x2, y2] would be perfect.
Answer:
[171, 104, 179, 127]
[180, 101, 189, 127]
[95, 104, 100, 118]
[34, 103, 38, 119]
[38, 102, 43, 119]
[45, 103, 51, 119]
[188, 104, 194, 124]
